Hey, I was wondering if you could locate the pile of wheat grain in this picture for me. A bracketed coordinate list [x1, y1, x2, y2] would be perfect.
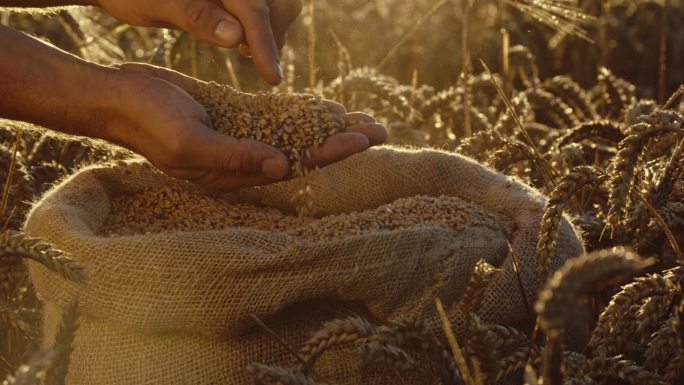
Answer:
[103, 186, 507, 241]
[192, 82, 345, 174]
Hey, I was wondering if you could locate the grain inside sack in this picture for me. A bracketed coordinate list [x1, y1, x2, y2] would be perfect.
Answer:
[25, 83, 585, 385]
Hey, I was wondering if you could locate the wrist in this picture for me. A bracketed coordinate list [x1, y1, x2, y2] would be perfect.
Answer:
[0, 26, 120, 140]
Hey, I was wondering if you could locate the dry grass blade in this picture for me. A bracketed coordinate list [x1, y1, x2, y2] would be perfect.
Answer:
[523, 363, 540, 385]
[376, 0, 448, 70]
[435, 297, 473, 385]
[0, 133, 20, 222]
[250, 315, 306, 366]
[307, 0, 316, 90]
[507, 242, 534, 324]
[0, 230, 87, 284]
[662, 84, 683, 110]
[504, 0, 595, 42]
[657, 0, 669, 104]
[480, 60, 557, 192]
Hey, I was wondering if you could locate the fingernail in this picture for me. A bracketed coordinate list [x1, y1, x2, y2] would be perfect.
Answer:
[214, 20, 238, 45]
[261, 158, 288, 179]
[275, 63, 284, 81]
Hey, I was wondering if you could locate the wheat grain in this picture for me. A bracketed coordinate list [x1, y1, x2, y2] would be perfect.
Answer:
[104, 188, 511, 243]
[606, 111, 683, 231]
[192, 81, 345, 175]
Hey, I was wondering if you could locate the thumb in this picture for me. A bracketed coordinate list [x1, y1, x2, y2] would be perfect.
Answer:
[182, 128, 290, 190]
[174, 0, 245, 47]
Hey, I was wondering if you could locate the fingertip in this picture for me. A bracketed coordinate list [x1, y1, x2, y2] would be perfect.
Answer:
[261, 155, 289, 179]
[322, 100, 347, 115]
[345, 123, 389, 146]
[343, 112, 377, 125]
[305, 132, 370, 168]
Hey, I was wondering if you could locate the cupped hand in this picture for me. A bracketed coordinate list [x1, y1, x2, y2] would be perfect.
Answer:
[97, 0, 302, 84]
[108, 63, 387, 191]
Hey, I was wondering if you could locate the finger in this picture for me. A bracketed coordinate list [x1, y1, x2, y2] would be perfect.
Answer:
[303, 132, 370, 168]
[174, 124, 290, 180]
[173, 0, 245, 47]
[344, 122, 388, 146]
[178, 169, 283, 191]
[118, 62, 200, 93]
[239, 43, 252, 58]
[322, 100, 347, 115]
[269, 0, 302, 47]
[223, 0, 282, 85]
[274, 31, 287, 50]
[342, 112, 377, 125]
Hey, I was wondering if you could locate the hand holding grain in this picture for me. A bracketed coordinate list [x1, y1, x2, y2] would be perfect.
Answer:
[97, 0, 303, 84]
[111, 63, 387, 191]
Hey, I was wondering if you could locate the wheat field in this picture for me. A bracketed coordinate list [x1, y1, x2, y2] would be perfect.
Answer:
[1, 1, 684, 384]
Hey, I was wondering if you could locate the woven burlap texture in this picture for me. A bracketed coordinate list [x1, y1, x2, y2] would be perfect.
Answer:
[26, 146, 584, 385]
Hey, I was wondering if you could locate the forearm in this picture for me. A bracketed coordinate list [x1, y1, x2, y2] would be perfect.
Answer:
[0, 0, 97, 7]
[0, 25, 120, 139]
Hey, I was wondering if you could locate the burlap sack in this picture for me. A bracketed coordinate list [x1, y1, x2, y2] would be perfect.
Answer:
[25, 146, 584, 385]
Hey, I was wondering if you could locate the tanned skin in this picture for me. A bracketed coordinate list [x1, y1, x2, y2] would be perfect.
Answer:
[0, 1, 387, 190]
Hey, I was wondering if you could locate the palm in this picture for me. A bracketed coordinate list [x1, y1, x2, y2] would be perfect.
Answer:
[115, 63, 387, 191]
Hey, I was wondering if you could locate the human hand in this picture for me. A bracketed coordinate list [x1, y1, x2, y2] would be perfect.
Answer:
[96, 0, 302, 85]
[107, 63, 387, 191]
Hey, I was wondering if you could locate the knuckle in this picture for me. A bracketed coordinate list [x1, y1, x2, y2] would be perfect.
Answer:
[184, 1, 213, 29]
[245, 0, 271, 17]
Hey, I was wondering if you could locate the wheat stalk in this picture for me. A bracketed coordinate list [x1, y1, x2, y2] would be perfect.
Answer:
[0, 231, 87, 284]
[555, 121, 625, 149]
[536, 166, 607, 279]
[44, 300, 79, 385]
[584, 356, 666, 385]
[297, 316, 374, 373]
[536, 248, 651, 384]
